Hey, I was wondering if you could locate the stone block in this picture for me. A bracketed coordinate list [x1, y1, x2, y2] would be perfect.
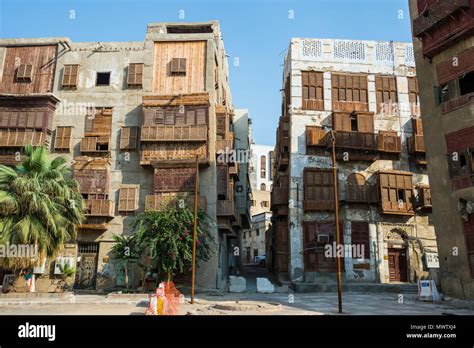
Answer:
[256, 277, 275, 293]
[229, 276, 246, 293]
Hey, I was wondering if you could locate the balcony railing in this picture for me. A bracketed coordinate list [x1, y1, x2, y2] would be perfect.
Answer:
[333, 132, 378, 151]
[408, 135, 425, 154]
[278, 152, 289, 171]
[441, 92, 474, 114]
[344, 184, 378, 203]
[84, 199, 115, 217]
[141, 125, 207, 142]
[0, 129, 44, 147]
[145, 195, 207, 212]
[381, 201, 415, 216]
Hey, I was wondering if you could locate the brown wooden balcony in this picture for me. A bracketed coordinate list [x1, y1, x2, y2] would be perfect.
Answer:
[271, 187, 289, 207]
[378, 132, 402, 153]
[344, 184, 378, 203]
[413, 0, 470, 36]
[84, 199, 115, 217]
[381, 201, 415, 216]
[413, 0, 474, 57]
[145, 195, 207, 212]
[408, 135, 425, 154]
[216, 199, 239, 222]
[80, 136, 110, 153]
[141, 125, 207, 142]
[0, 129, 44, 147]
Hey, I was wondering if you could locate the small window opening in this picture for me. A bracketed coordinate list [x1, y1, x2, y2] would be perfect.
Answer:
[460, 153, 467, 167]
[96, 72, 111, 86]
[350, 114, 358, 132]
[397, 189, 405, 202]
[459, 72, 474, 96]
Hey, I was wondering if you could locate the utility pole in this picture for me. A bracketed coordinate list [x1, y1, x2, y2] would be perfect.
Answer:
[191, 155, 199, 304]
[330, 130, 343, 314]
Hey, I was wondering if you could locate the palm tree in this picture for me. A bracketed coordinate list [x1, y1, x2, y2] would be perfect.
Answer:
[0, 145, 85, 274]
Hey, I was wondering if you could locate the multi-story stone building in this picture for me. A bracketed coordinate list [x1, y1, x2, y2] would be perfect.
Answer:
[242, 139, 273, 264]
[271, 38, 438, 289]
[409, 0, 474, 299]
[0, 21, 249, 292]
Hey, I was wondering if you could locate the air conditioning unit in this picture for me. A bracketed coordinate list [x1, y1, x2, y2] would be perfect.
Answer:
[33, 258, 47, 274]
[317, 234, 330, 243]
[54, 256, 75, 275]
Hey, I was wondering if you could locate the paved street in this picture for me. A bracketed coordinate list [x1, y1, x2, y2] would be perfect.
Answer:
[0, 292, 473, 315]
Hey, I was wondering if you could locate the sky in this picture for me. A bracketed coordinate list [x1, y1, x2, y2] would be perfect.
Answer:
[0, 0, 413, 146]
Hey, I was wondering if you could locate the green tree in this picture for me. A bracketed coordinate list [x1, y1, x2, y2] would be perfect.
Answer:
[110, 234, 139, 291]
[132, 203, 214, 285]
[0, 145, 85, 274]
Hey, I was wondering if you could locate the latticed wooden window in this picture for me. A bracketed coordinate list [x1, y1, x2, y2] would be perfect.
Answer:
[303, 169, 334, 211]
[120, 126, 138, 150]
[16, 64, 33, 81]
[54, 126, 73, 151]
[332, 73, 368, 111]
[351, 222, 370, 259]
[62, 64, 79, 88]
[375, 75, 398, 113]
[118, 185, 139, 213]
[142, 106, 208, 126]
[379, 172, 414, 214]
[407, 77, 419, 105]
[302, 71, 324, 110]
[170, 58, 187, 74]
[127, 63, 144, 86]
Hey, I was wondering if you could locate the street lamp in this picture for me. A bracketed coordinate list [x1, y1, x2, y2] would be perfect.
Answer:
[324, 127, 343, 314]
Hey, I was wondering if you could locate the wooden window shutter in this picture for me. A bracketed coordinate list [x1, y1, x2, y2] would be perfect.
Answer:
[127, 63, 144, 86]
[54, 126, 73, 151]
[411, 118, 423, 135]
[16, 64, 33, 81]
[170, 58, 186, 74]
[408, 77, 419, 104]
[333, 112, 351, 132]
[62, 64, 79, 88]
[357, 113, 374, 133]
[154, 109, 164, 125]
[196, 108, 206, 125]
[120, 126, 138, 150]
[351, 222, 370, 259]
[118, 185, 139, 212]
[302, 71, 324, 110]
[375, 76, 398, 113]
[303, 169, 334, 211]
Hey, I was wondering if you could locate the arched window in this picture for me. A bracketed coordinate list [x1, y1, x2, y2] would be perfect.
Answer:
[260, 155, 266, 178]
[260, 183, 266, 191]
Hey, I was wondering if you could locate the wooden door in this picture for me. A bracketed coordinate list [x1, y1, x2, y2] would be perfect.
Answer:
[74, 243, 99, 290]
[388, 248, 408, 282]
